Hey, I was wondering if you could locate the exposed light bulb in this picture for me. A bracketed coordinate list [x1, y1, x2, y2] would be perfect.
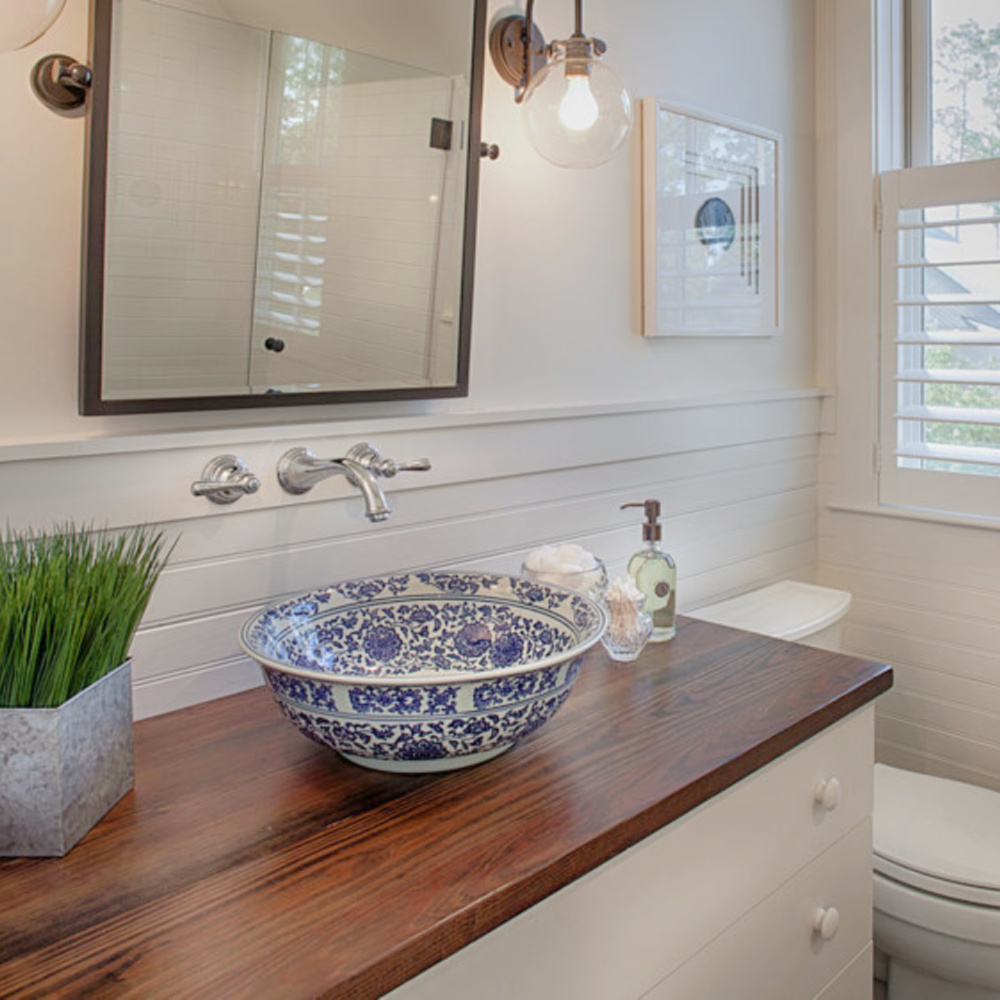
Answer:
[488, 7, 635, 167]
[558, 74, 599, 132]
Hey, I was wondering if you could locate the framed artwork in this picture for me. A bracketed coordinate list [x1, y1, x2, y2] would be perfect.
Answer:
[641, 98, 780, 337]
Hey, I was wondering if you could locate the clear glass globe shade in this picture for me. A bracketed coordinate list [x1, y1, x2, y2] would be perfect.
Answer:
[522, 52, 633, 168]
[0, 0, 66, 52]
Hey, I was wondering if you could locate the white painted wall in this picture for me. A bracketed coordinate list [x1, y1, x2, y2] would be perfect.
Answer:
[0, 0, 817, 443]
[816, 0, 1000, 793]
[0, 0, 820, 718]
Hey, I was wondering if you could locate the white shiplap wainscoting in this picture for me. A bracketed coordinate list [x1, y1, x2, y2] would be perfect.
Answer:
[821, 508, 1000, 793]
[0, 391, 821, 719]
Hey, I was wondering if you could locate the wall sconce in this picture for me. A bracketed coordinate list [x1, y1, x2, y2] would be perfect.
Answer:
[489, 0, 633, 168]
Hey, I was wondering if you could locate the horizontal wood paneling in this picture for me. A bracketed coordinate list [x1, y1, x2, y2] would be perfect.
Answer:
[877, 687, 1000, 751]
[875, 715, 1000, 781]
[132, 657, 260, 720]
[147, 472, 817, 624]
[820, 508, 1000, 791]
[131, 491, 816, 674]
[137, 434, 819, 568]
[848, 602, 1000, 673]
[825, 563, 1000, 624]
[0, 393, 821, 719]
[874, 739, 1000, 791]
[0, 394, 819, 528]
[821, 512, 1000, 592]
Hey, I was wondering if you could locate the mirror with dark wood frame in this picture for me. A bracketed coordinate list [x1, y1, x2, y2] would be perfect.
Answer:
[80, 0, 484, 414]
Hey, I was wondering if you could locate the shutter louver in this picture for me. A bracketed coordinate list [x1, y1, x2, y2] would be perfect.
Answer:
[885, 169, 1000, 482]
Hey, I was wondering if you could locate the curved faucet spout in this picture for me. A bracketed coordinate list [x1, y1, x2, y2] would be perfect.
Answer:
[276, 446, 393, 522]
[340, 459, 390, 522]
[277, 448, 347, 494]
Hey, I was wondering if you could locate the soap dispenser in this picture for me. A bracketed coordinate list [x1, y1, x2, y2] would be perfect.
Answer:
[621, 500, 676, 641]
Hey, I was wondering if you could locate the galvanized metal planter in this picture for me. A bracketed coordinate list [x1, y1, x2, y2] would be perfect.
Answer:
[0, 661, 134, 857]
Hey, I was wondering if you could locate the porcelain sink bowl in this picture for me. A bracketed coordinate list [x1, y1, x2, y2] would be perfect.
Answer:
[239, 571, 608, 773]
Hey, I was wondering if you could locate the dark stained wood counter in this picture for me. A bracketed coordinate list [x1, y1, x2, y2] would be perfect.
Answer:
[0, 618, 891, 999]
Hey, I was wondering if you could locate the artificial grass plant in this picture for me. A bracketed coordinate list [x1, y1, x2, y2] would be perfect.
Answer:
[0, 524, 171, 709]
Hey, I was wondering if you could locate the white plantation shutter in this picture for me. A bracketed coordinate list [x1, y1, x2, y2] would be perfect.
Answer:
[879, 159, 1000, 519]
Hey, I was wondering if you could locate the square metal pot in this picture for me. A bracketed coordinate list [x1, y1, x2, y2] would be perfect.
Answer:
[0, 661, 134, 857]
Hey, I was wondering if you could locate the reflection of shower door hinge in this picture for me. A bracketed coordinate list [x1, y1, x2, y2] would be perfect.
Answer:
[429, 117, 453, 150]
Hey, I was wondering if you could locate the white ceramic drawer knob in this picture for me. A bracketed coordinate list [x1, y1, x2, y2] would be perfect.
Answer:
[813, 777, 841, 811]
[812, 906, 840, 942]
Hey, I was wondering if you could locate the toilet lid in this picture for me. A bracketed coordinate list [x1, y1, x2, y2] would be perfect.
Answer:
[686, 581, 851, 641]
[874, 763, 1000, 907]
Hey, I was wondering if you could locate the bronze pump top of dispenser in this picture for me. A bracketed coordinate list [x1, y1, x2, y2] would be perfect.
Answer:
[621, 499, 662, 542]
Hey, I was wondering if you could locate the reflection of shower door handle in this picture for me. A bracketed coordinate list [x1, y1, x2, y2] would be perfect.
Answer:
[264, 337, 285, 353]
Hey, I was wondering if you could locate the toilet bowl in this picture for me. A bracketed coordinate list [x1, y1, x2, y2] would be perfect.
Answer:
[688, 580, 1000, 1000]
[874, 763, 1000, 999]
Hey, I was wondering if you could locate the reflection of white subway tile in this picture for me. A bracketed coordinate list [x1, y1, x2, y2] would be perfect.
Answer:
[107, 0, 466, 396]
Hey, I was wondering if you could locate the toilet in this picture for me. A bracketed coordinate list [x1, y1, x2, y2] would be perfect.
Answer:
[688, 580, 1000, 1000]
[685, 579, 851, 652]
[873, 764, 1000, 999]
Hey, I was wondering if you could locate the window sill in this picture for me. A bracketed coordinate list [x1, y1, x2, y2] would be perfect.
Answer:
[825, 500, 1000, 533]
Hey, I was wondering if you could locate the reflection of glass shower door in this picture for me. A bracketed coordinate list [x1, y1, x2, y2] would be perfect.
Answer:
[249, 34, 456, 394]
[102, 0, 269, 400]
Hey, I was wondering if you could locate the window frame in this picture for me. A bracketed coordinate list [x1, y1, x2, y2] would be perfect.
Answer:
[905, 0, 933, 167]
[877, 0, 1000, 520]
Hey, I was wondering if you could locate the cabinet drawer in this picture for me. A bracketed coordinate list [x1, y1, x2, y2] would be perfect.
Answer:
[642, 821, 873, 1000]
[388, 707, 874, 1000]
[814, 944, 874, 1000]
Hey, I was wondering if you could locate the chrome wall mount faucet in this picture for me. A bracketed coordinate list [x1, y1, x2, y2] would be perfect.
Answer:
[277, 443, 431, 522]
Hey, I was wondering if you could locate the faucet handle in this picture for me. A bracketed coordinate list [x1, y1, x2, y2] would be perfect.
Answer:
[344, 443, 431, 478]
[191, 455, 261, 505]
[386, 457, 431, 475]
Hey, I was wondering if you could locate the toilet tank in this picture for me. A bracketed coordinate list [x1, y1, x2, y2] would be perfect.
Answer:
[686, 581, 852, 652]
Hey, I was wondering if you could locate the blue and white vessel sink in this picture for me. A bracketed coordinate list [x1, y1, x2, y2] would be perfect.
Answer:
[239, 571, 608, 773]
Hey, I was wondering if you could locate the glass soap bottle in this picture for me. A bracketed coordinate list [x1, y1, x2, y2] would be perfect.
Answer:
[621, 499, 677, 641]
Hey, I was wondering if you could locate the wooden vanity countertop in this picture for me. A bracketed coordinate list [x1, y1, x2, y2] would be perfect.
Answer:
[0, 617, 891, 999]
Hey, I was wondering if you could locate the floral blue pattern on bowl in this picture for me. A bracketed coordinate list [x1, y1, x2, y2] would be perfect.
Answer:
[239, 571, 608, 773]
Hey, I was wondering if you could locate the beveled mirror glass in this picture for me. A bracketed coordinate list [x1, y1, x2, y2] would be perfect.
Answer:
[81, 0, 484, 413]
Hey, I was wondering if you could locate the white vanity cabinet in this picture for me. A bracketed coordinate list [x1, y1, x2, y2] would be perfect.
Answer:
[388, 706, 875, 1000]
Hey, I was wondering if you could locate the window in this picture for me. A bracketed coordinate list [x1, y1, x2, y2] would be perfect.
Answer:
[878, 0, 1000, 519]
[908, 0, 1000, 167]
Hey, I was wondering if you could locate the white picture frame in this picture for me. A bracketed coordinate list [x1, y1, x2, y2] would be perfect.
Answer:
[641, 98, 780, 338]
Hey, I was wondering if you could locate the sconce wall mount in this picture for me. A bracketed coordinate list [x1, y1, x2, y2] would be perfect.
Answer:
[489, 11, 547, 99]
[31, 53, 92, 112]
